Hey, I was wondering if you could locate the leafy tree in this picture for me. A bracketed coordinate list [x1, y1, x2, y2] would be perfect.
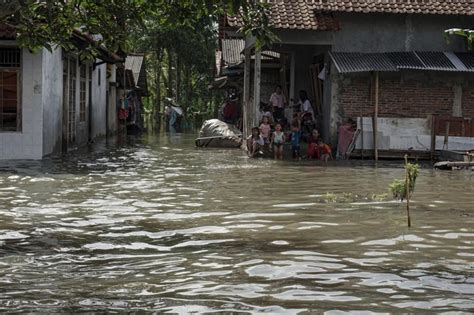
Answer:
[1, 0, 273, 57]
[445, 28, 474, 50]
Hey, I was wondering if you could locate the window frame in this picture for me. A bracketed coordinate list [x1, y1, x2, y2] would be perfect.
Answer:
[0, 47, 22, 132]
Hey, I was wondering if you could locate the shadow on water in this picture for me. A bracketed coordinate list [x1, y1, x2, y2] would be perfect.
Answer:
[0, 131, 473, 313]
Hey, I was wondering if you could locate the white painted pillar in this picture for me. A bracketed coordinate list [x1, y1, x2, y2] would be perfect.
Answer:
[243, 46, 251, 138]
[253, 50, 261, 129]
[289, 51, 296, 122]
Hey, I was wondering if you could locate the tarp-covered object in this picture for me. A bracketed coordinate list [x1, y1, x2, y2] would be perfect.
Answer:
[197, 119, 242, 148]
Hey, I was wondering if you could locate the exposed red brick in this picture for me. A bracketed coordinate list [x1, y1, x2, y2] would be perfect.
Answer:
[339, 76, 472, 119]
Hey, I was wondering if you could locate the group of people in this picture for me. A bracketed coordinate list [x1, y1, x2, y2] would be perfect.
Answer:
[247, 85, 332, 161]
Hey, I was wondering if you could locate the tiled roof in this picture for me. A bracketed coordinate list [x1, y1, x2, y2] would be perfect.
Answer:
[312, 0, 474, 16]
[226, 1, 473, 32]
[0, 24, 16, 40]
[330, 51, 474, 73]
[227, 1, 340, 31]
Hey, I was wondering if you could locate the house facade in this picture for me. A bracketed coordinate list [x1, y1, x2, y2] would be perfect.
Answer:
[0, 25, 121, 159]
[220, 0, 474, 157]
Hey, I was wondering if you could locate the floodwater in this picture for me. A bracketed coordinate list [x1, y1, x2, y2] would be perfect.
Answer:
[0, 132, 473, 313]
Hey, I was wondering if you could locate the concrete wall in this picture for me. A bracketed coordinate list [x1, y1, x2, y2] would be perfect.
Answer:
[42, 47, 63, 156]
[356, 117, 474, 152]
[107, 64, 117, 135]
[276, 13, 473, 52]
[90, 62, 107, 139]
[0, 49, 43, 159]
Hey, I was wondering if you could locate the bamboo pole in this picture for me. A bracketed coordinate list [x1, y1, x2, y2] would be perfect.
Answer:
[374, 72, 379, 161]
[404, 154, 411, 228]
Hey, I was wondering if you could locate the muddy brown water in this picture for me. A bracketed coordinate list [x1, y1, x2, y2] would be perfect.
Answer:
[0, 133, 473, 313]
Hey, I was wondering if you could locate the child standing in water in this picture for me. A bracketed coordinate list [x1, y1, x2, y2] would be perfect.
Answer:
[271, 123, 285, 160]
[290, 123, 302, 160]
[247, 127, 264, 158]
[259, 116, 271, 144]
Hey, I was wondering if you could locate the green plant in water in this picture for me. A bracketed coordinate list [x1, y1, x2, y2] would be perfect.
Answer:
[389, 157, 420, 227]
[389, 163, 420, 201]
[371, 193, 389, 202]
[324, 192, 337, 203]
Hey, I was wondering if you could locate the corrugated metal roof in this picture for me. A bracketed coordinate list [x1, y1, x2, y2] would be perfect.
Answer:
[124, 53, 148, 95]
[386, 52, 425, 70]
[222, 39, 244, 66]
[454, 52, 474, 70]
[415, 51, 457, 71]
[330, 52, 397, 73]
[125, 54, 144, 86]
[330, 51, 474, 73]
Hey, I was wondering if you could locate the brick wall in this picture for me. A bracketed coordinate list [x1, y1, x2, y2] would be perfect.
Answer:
[462, 86, 474, 119]
[338, 73, 474, 119]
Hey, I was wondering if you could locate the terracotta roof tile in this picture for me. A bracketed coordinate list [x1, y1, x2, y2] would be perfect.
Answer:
[0, 23, 16, 40]
[311, 0, 474, 16]
[227, 0, 341, 31]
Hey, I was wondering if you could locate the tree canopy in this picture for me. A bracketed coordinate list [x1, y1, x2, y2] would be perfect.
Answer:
[445, 28, 474, 50]
[1, 0, 273, 57]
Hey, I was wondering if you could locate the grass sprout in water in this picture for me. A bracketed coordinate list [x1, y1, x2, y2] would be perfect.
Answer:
[389, 156, 420, 227]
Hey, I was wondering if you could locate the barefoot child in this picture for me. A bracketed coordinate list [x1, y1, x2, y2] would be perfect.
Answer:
[290, 123, 302, 160]
[271, 123, 285, 160]
[247, 127, 264, 158]
[259, 116, 271, 144]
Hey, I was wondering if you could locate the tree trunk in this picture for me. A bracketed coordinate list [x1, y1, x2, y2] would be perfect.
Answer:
[155, 47, 163, 113]
[167, 48, 174, 98]
[176, 54, 182, 103]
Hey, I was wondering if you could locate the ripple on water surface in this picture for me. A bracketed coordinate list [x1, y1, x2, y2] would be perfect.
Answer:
[0, 133, 473, 313]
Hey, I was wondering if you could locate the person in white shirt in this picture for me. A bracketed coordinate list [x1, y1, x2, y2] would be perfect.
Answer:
[269, 85, 287, 122]
[298, 90, 314, 118]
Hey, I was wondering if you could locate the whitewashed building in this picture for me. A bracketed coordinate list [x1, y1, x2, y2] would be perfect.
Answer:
[0, 25, 121, 159]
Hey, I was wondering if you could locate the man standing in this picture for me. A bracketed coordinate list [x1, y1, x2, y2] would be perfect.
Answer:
[269, 85, 286, 123]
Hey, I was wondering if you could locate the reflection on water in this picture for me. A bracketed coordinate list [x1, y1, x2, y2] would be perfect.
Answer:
[0, 132, 473, 313]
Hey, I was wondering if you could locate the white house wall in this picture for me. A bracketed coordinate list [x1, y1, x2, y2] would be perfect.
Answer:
[90, 62, 107, 139]
[107, 64, 117, 135]
[42, 47, 63, 156]
[0, 49, 43, 159]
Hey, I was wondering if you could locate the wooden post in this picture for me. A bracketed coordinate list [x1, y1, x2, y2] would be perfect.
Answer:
[430, 115, 436, 161]
[360, 116, 364, 159]
[404, 154, 411, 228]
[243, 46, 251, 139]
[443, 121, 450, 151]
[373, 72, 379, 161]
[253, 50, 262, 129]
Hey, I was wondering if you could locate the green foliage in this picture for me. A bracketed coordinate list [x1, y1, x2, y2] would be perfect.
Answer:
[371, 193, 389, 202]
[323, 192, 337, 203]
[2, 1, 275, 59]
[445, 28, 474, 50]
[389, 163, 420, 201]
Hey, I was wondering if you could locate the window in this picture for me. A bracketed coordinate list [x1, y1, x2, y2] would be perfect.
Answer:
[0, 48, 21, 132]
[79, 64, 86, 122]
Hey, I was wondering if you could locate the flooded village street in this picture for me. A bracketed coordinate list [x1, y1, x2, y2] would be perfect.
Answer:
[0, 133, 472, 313]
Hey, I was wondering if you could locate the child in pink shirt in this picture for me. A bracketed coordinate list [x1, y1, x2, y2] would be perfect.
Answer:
[259, 116, 271, 143]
